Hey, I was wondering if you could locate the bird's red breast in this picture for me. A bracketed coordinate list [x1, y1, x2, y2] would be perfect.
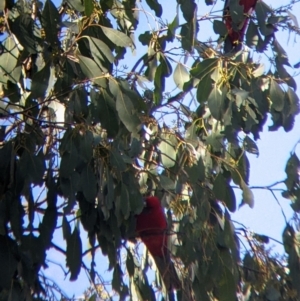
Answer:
[224, 0, 258, 52]
[136, 196, 168, 257]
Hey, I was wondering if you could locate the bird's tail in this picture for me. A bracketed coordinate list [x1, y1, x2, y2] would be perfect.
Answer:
[153, 255, 181, 291]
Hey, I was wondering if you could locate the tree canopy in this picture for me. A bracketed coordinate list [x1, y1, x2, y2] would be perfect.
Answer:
[0, 0, 300, 300]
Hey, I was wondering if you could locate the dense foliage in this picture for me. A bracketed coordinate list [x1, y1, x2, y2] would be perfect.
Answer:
[0, 0, 300, 300]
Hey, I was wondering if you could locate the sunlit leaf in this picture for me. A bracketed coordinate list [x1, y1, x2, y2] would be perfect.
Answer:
[100, 25, 133, 48]
[173, 63, 189, 90]
[241, 180, 254, 208]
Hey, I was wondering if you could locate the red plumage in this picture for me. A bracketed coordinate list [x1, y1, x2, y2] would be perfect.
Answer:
[223, 0, 258, 52]
[136, 196, 180, 291]
[136, 196, 168, 257]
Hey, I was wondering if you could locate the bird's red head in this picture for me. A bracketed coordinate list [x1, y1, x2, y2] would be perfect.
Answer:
[145, 196, 161, 209]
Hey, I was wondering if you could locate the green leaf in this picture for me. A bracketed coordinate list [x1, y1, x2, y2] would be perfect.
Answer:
[83, 36, 115, 72]
[126, 250, 135, 277]
[265, 287, 281, 301]
[153, 63, 164, 105]
[275, 58, 297, 90]
[112, 264, 123, 293]
[190, 58, 218, 79]
[218, 266, 237, 301]
[207, 85, 227, 120]
[196, 74, 213, 104]
[180, 21, 196, 52]
[116, 88, 140, 134]
[66, 227, 82, 281]
[19, 149, 46, 185]
[0, 36, 19, 81]
[62, 215, 71, 240]
[269, 79, 284, 111]
[31, 61, 52, 99]
[119, 184, 130, 219]
[110, 149, 127, 172]
[9, 15, 37, 53]
[85, 0, 94, 17]
[173, 63, 190, 90]
[85, 36, 114, 64]
[78, 55, 107, 87]
[60, 151, 79, 178]
[185, 157, 205, 183]
[241, 180, 254, 208]
[158, 134, 177, 169]
[80, 165, 97, 203]
[78, 130, 93, 162]
[179, 0, 197, 22]
[66, 88, 89, 123]
[39, 205, 57, 249]
[285, 153, 300, 190]
[213, 20, 228, 36]
[145, 0, 162, 17]
[145, 46, 158, 81]
[65, 0, 84, 11]
[90, 89, 119, 138]
[287, 87, 300, 115]
[100, 25, 133, 48]
[243, 136, 259, 156]
[42, 0, 60, 46]
[0, 236, 18, 289]
[159, 174, 176, 190]
[246, 21, 261, 48]
[273, 39, 289, 66]
[213, 173, 236, 212]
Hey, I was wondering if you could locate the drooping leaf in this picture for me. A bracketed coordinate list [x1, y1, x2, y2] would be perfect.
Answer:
[31, 61, 53, 99]
[284, 153, 300, 190]
[78, 55, 107, 87]
[0, 236, 18, 289]
[158, 133, 177, 169]
[85, 0, 94, 17]
[65, 0, 85, 11]
[126, 249, 135, 277]
[42, 0, 60, 46]
[213, 20, 228, 36]
[80, 165, 97, 203]
[159, 174, 176, 190]
[145, 0, 162, 17]
[66, 226, 82, 281]
[39, 205, 57, 249]
[213, 173, 236, 212]
[90, 89, 119, 138]
[241, 180, 254, 208]
[179, 0, 197, 22]
[100, 25, 133, 48]
[0, 36, 19, 83]
[269, 79, 284, 111]
[173, 63, 190, 90]
[196, 74, 213, 103]
[85, 36, 114, 65]
[207, 85, 227, 120]
[9, 15, 37, 53]
[190, 58, 218, 79]
[116, 88, 140, 134]
[243, 136, 259, 156]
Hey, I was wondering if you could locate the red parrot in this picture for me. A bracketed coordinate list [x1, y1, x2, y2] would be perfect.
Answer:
[136, 196, 180, 292]
[223, 0, 258, 52]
